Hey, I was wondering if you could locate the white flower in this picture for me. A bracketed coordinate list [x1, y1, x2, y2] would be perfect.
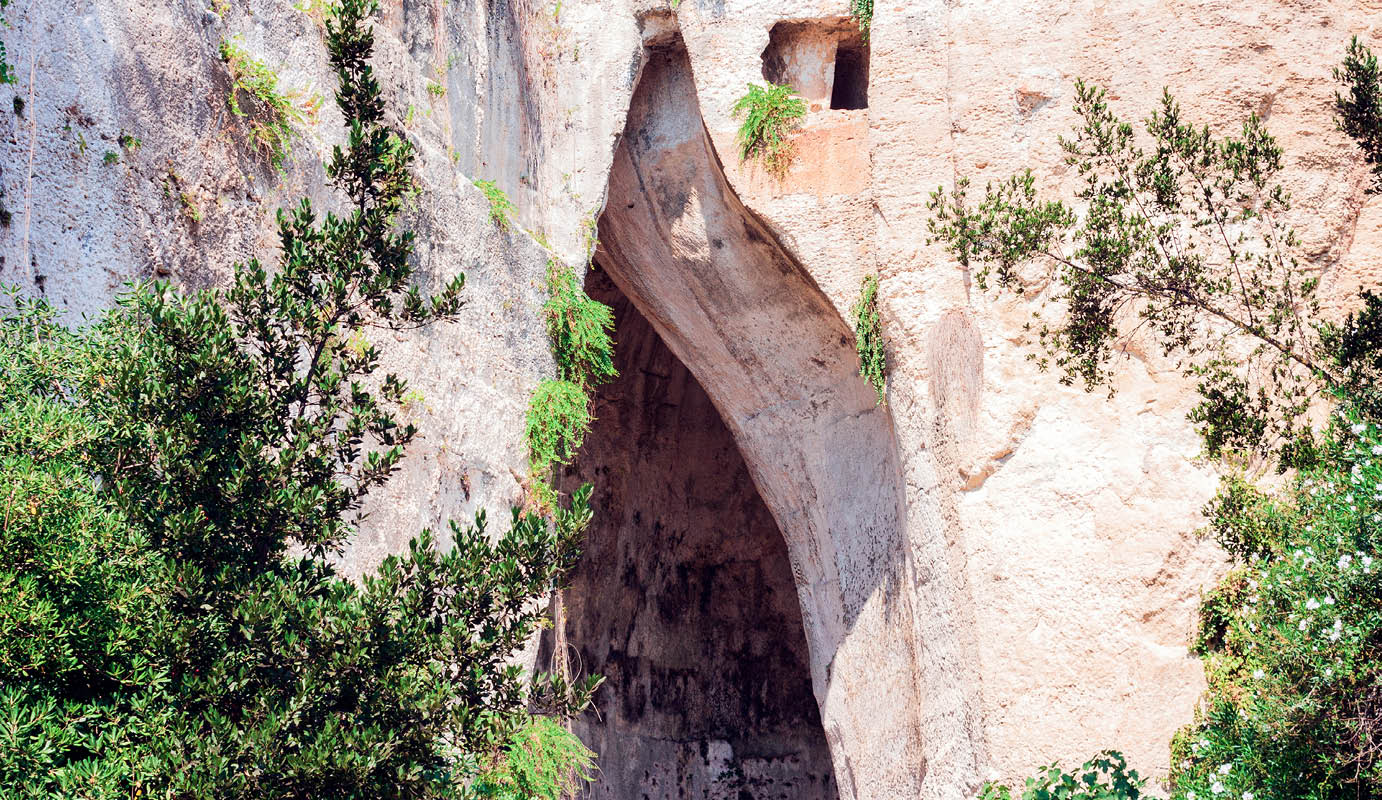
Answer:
[1188, 792, 1198, 800]
[1364, 555, 1374, 568]
[1340, 555, 1353, 569]
[1213, 780, 1226, 794]
[1325, 596, 1335, 605]
[1244, 793, 1255, 800]
[1253, 669, 1265, 679]
[1373, 444, 1382, 455]
[1219, 763, 1232, 775]
[1306, 598, 1321, 610]
[1326, 667, 1334, 678]
[1352, 422, 1367, 435]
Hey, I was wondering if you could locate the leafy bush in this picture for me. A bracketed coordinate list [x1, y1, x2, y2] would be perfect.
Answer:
[1169, 412, 1382, 800]
[980, 751, 1144, 800]
[732, 81, 807, 177]
[852, 273, 887, 405]
[475, 717, 597, 800]
[1336, 36, 1382, 191]
[0, 2, 595, 796]
[526, 379, 593, 491]
[475, 178, 517, 230]
[219, 36, 319, 168]
[543, 259, 616, 390]
[0, 0, 15, 86]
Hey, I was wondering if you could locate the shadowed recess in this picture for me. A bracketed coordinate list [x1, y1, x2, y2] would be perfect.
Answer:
[557, 267, 838, 800]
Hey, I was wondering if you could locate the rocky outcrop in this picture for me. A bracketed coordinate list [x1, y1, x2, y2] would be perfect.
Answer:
[4, 0, 1381, 797]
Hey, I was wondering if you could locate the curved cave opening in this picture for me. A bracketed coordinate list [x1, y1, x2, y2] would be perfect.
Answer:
[556, 265, 838, 800]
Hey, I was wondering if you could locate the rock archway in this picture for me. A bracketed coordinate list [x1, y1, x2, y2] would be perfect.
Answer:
[561, 269, 837, 799]
[564, 28, 934, 800]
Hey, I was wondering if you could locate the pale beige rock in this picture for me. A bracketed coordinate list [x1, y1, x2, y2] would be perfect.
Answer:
[5, 0, 1382, 798]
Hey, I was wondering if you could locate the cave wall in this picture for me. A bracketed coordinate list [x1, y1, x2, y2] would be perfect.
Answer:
[560, 268, 837, 800]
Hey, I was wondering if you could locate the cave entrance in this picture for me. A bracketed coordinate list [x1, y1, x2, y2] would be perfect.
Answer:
[557, 265, 838, 800]
[830, 42, 868, 110]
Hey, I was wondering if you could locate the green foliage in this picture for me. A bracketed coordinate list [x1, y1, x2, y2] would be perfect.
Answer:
[0, 0, 15, 86]
[0, 2, 595, 796]
[852, 273, 887, 405]
[1170, 411, 1382, 800]
[731, 81, 806, 177]
[926, 78, 1373, 466]
[219, 36, 319, 169]
[474, 717, 597, 800]
[980, 751, 1144, 800]
[427, 78, 447, 97]
[525, 379, 592, 493]
[850, 0, 872, 42]
[543, 259, 616, 390]
[1336, 36, 1382, 191]
[474, 178, 517, 230]
[102, 150, 118, 166]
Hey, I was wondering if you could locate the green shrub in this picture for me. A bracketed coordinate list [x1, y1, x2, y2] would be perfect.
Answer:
[526, 378, 592, 481]
[1336, 36, 1382, 191]
[544, 260, 616, 389]
[1169, 411, 1382, 800]
[981, 752, 1144, 800]
[219, 36, 319, 168]
[852, 273, 886, 405]
[0, 0, 15, 86]
[475, 717, 597, 800]
[0, 2, 595, 796]
[475, 178, 518, 230]
[731, 81, 806, 177]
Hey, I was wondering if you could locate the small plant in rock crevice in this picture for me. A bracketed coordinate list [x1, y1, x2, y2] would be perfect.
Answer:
[732, 81, 807, 177]
[474, 716, 598, 800]
[543, 259, 616, 390]
[853, 273, 887, 405]
[474, 178, 518, 231]
[0, 0, 15, 86]
[850, 0, 873, 42]
[219, 36, 320, 169]
[524, 378, 592, 507]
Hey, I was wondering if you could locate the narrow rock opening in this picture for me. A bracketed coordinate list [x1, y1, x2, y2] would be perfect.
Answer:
[829, 43, 868, 110]
[557, 265, 838, 800]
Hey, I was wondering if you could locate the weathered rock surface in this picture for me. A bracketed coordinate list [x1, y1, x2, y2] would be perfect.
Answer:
[4, 0, 1381, 797]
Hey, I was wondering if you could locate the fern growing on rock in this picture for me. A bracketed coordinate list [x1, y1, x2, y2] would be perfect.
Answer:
[543, 259, 617, 389]
[475, 178, 518, 230]
[732, 81, 807, 177]
[219, 36, 319, 169]
[853, 274, 887, 405]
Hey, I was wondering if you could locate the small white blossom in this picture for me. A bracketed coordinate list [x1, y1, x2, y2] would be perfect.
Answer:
[1306, 598, 1321, 610]
[1212, 780, 1226, 794]
[1353, 422, 1367, 435]
[1253, 669, 1265, 679]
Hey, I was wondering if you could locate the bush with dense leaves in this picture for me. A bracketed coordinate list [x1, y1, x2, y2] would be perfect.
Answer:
[0, 1, 595, 797]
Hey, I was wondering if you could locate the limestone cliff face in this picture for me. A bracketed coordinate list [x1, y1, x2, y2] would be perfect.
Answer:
[2, 1, 1379, 797]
